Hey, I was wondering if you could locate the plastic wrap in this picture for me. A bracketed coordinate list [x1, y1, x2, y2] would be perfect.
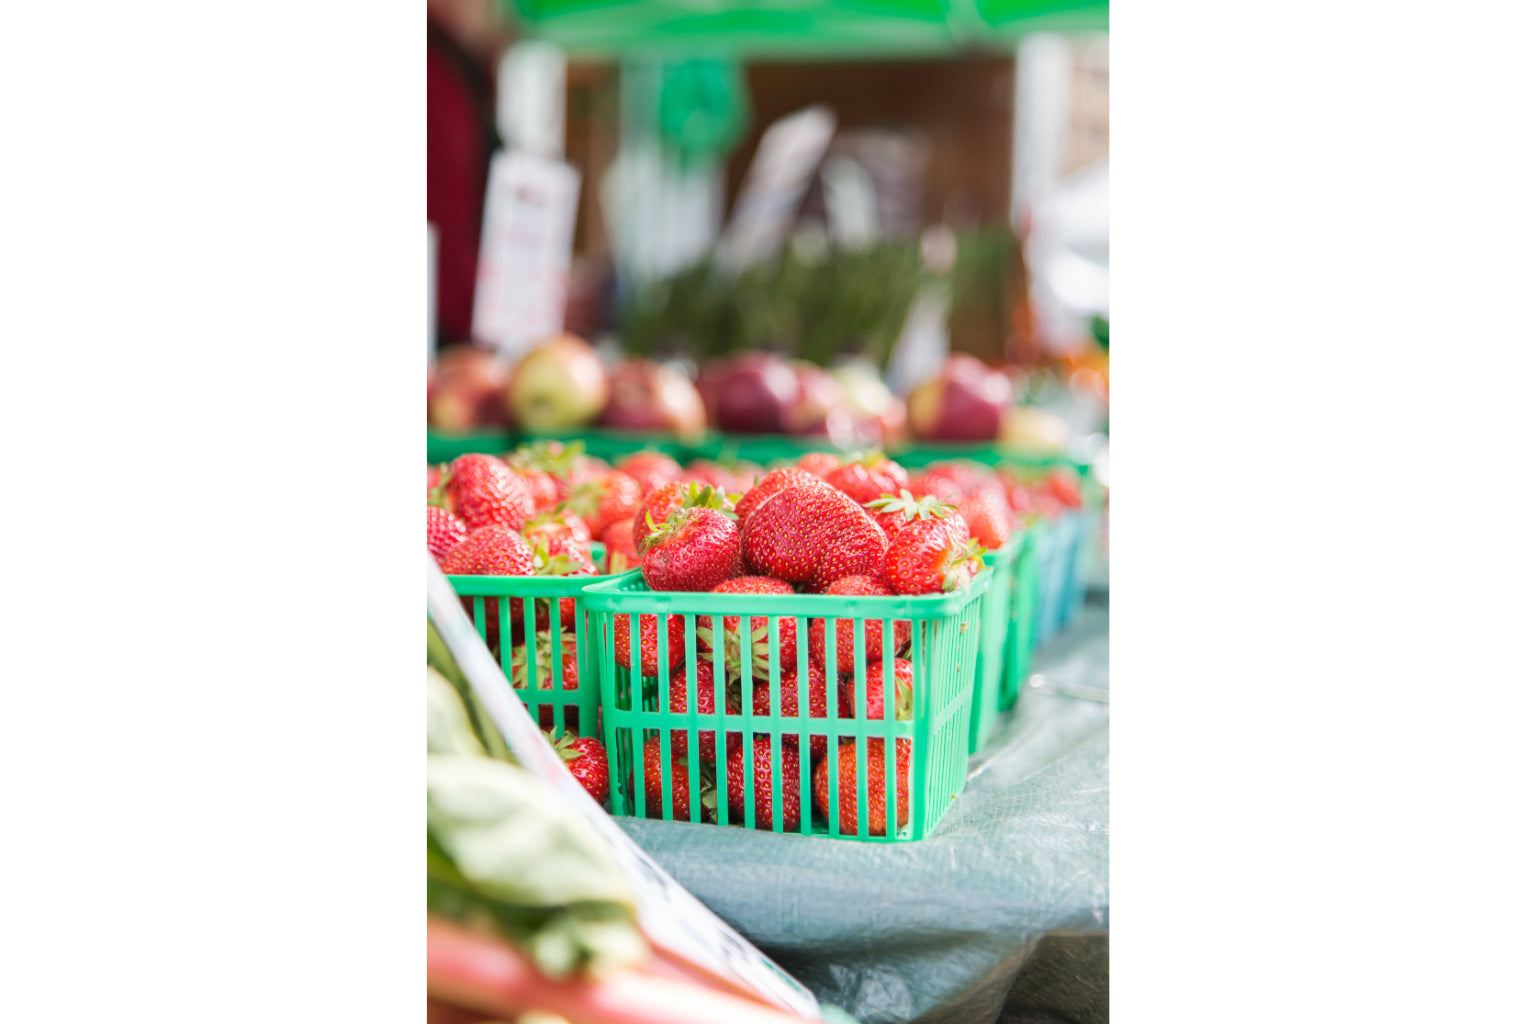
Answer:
[613, 603, 1109, 1024]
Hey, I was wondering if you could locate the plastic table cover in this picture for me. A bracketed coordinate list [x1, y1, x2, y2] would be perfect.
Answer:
[613, 599, 1109, 1024]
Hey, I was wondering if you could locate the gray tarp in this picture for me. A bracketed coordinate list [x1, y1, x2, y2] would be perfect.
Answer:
[615, 600, 1109, 1024]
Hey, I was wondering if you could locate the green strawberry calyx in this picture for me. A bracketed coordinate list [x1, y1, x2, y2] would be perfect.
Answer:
[427, 464, 453, 510]
[941, 538, 986, 593]
[866, 489, 954, 523]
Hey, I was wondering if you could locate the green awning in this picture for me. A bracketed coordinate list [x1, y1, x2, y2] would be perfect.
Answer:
[507, 1, 1107, 58]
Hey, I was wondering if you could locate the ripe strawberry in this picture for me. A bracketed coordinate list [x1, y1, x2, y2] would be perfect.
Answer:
[551, 732, 609, 806]
[522, 509, 592, 560]
[506, 440, 583, 512]
[841, 657, 914, 722]
[808, 575, 912, 679]
[427, 505, 468, 565]
[883, 517, 983, 594]
[551, 452, 612, 502]
[666, 661, 742, 762]
[437, 453, 536, 532]
[427, 464, 443, 493]
[530, 542, 598, 632]
[749, 663, 831, 760]
[956, 496, 1012, 550]
[612, 612, 686, 676]
[439, 525, 537, 576]
[682, 458, 752, 494]
[795, 451, 842, 479]
[642, 734, 709, 821]
[1044, 469, 1084, 509]
[733, 466, 826, 523]
[633, 481, 734, 552]
[741, 484, 887, 589]
[824, 452, 909, 505]
[566, 471, 643, 537]
[601, 517, 641, 573]
[616, 451, 683, 496]
[865, 490, 958, 541]
[696, 576, 799, 679]
[906, 469, 967, 505]
[512, 631, 582, 730]
[511, 469, 559, 513]
[725, 735, 801, 831]
[640, 506, 742, 593]
[814, 738, 911, 837]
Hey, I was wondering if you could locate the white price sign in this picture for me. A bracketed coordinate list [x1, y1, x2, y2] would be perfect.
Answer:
[426, 561, 821, 1020]
[470, 151, 580, 359]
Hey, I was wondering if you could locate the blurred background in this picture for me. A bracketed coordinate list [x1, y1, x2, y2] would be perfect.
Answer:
[428, 0, 1108, 467]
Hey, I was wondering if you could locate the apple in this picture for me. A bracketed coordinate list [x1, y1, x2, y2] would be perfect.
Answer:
[599, 358, 706, 440]
[709, 353, 800, 434]
[906, 355, 1013, 442]
[429, 343, 509, 430]
[506, 334, 609, 432]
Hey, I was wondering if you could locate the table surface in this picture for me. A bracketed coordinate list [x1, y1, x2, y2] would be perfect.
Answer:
[616, 598, 1110, 1024]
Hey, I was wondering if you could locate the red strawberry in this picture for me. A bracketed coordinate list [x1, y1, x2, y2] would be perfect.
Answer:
[506, 440, 585, 512]
[439, 525, 537, 576]
[681, 459, 749, 494]
[748, 664, 831, 760]
[640, 506, 742, 593]
[427, 506, 468, 565]
[865, 490, 958, 541]
[956, 496, 1012, 550]
[511, 468, 559, 513]
[696, 576, 799, 679]
[795, 451, 842, 479]
[601, 517, 641, 573]
[733, 466, 827, 523]
[567, 471, 643, 537]
[530, 542, 597, 632]
[824, 452, 909, 506]
[633, 481, 735, 552]
[612, 612, 686, 676]
[427, 464, 443, 493]
[551, 732, 609, 806]
[808, 575, 912, 679]
[522, 509, 592, 560]
[1044, 469, 1084, 509]
[641, 734, 708, 821]
[814, 738, 911, 837]
[725, 735, 801, 831]
[842, 657, 914, 722]
[666, 661, 742, 762]
[616, 451, 683, 496]
[551, 452, 611, 502]
[512, 630, 582, 730]
[883, 517, 983, 594]
[438, 453, 536, 533]
[741, 484, 887, 589]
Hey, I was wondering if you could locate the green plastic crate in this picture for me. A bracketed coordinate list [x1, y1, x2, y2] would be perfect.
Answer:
[583, 569, 992, 841]
[447, 545, 616, 741]
[970, 531, 1024, 752]
[892, 443, 1089, 473]
[428, 427, 518, 465]
[998, 522, 1043, 712]
[686, 432, 846, 467]
[428, 427, 702, 467]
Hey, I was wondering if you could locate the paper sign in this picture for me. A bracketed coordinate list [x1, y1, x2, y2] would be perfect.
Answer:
[470, 151, 580, 359]
[425, 560, 820, 1019]
[715, 106, 837, 274]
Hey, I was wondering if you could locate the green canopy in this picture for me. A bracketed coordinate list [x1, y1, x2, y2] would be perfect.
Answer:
[507, 0, 1107, 58]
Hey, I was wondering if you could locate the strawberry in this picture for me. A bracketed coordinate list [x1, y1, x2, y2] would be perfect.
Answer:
[427, 505, 468, 565]
[551, 452, 612, 502]
[814, 738, 911, 837]
[733, 466, 826, 523]
[427, 464, 443, 493]
[616, 451, 683, 496]
[641, 734, 710, 821]
[436, 453, 536, 533]
[808, 575, 912, 679]
[633, 481, 735, 552]
[725, 735, 801, 831]
[551, 732, 609, 806]
[640, 506, 742, 593]
[741, 484, 888, 590]
[612, 612, 686, 676]
[906, 468, 968, 505]
[522, 508, 592, 560]
[865, 490, 958, 541]
[682, 459, 752, 494]
[1044, 469, 1084, 509]
[956, 496, 1012, 550]
[566, 471, 643, 537]
[823, 452, 910, 506]
[696, 576, 799, 680]
[439, 525, 537, 576]
[883, 517, 983, 594]
[748, 664, 831, 760]
[841, 657, 914, 722]
[601, 517, 641, 573]
[511, 631, 582, 730]
[795, 451, 842, 479]
[506, 440, 583, 512]
[666, 661, 742, 762]
[530, 542, 598, 632]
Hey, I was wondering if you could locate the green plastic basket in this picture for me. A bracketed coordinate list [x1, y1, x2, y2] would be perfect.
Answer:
[998, 521, 1043, 712]
[428, 427, 518, 465]
[686, 432, 846, 467]
[969, 531, 1024, 752]
[892, 444, 1089, 473]
[447, 545, 616, 741]
[583, 569, 992, 841]
[428, 427, 703, 467]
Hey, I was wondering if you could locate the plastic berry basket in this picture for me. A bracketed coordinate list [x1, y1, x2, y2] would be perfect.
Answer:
[446, 543, 615, 742]
[997, 522, 1044, 712]
[583, 569, 992, 842]
[685, 433, 846, 467]
[969, 531, 1024, 752]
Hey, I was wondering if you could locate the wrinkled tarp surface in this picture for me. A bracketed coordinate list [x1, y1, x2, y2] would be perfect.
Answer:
[615, 599, 1109, 1024]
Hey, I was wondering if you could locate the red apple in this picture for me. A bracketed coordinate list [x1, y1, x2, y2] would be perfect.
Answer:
[907, 355, 1013, 442]
[506, 334, 609, 432]
[710, 353, 799, 434]
[599, 358, 706, 440]
[429, 343, 509, 430]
